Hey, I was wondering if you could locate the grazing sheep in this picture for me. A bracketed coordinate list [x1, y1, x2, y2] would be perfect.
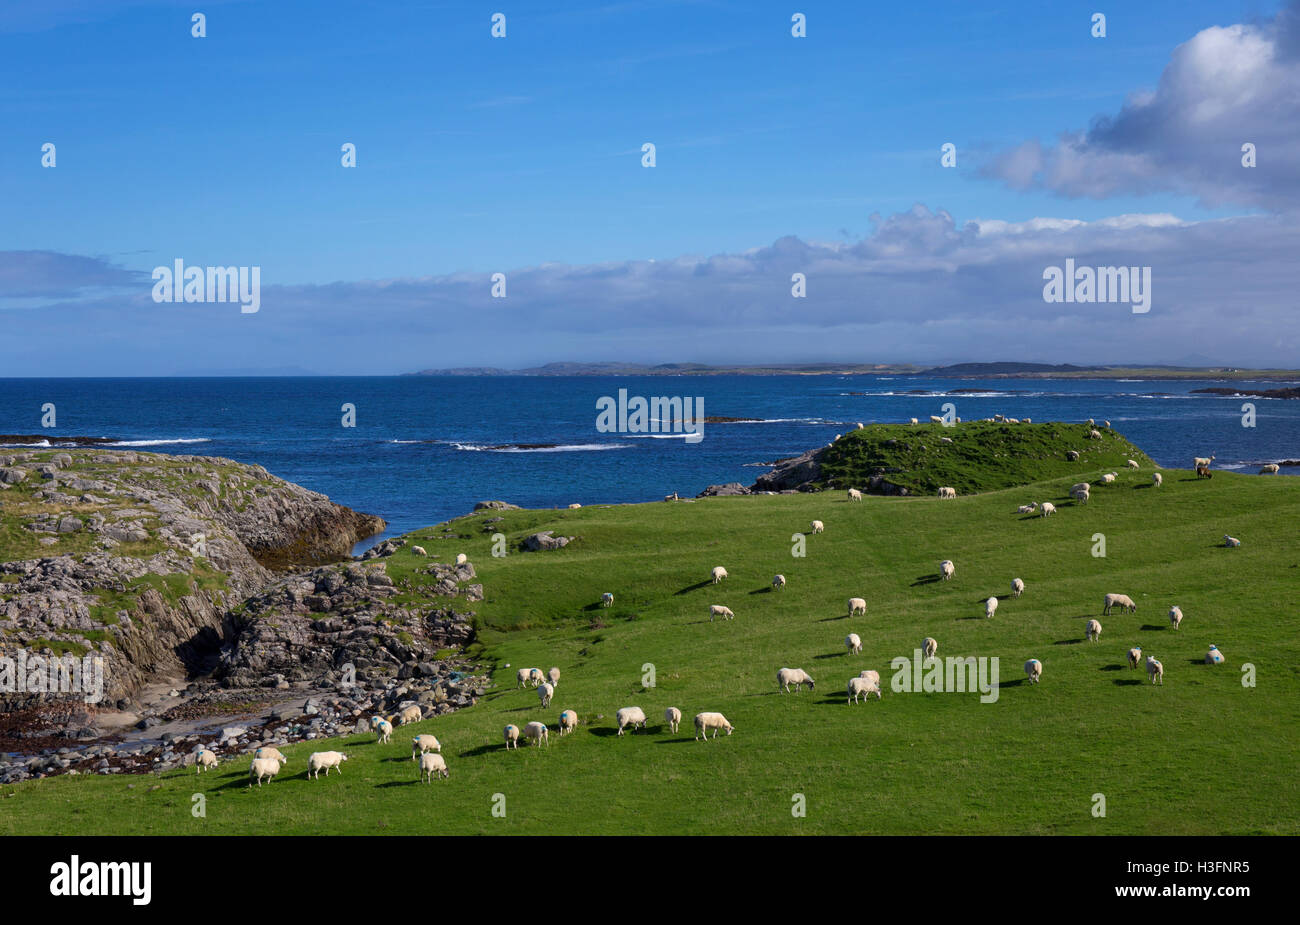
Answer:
[664, 707, 682, 734]
[616, 707, 647, 735]
[1127, 646, 1142, 669]
[528, 667, 545, 686]
[772, 574, 786, 591]
[1103, 593, 1136, 615]
[848, 597, 867, 616]
[398, 704, 423, 726]
[810, 520, 824, 534]
[1152, 472, 1163, 487]
[411, 545, 427, 557]
[523, 721, 550, 746]
[419, 752, 449, 781]
[455, 553, 468, 566]
[922, 637, 938, 659]
[847, 488, 863, 502]
[411, 735, 441, 759]
[1071, 482, 1091, 493]
[909, 417, 918, 425]
[1066, 450, 1080, 461]
[1260, 463, 1280, 474]
[1127, 459, 1140, 469]
[503, 724, 520, 749]
[1103, 420, 1111, 428]
[1168, 606, 1183, 631]
[939, 437, 954, 444]
[846, 633, 862, 655]
[568, 503, 581, 509]
[559, 710, 578, 735]
[1040, 502, 1056, 516]
[538, 682, 554, 709]
[254, 746, 288, 764]
[516, 668, 532, 688]
[601, 592, 614, 608]
[372, 718, 393, 744]
[929, 415, 945, 424]
[777, 667, 815, 693]
[195, 749, 217, 773]
[1011, 578, 1025, 598]
[1193, 455, 1215, 468]
[709, 604, 735, 621]
[856, 423, 865, 429]
[1017, 503, 1038, 514]
[1196, 465, 1213, 479]
[1089, 429, 1102, 440]
[307, 751, 347, 780]
[1022, 417, 1032, 423]
[1086, 419, 1095, 426]
[1206, 645, 1224, 665]
[984, 597, 998, 619]
[1085, 619, 1103, 642]
[693, 712, 734, 740]
[1098, 473, 1116, 485]
[851, 670, 882, 701]
[548, 666, 560, 687]
[847, 676, 877, 703]
[1071, 487, 1090, 505]
[937, 486, 957, 499]
[1146, 656, 1164, 685]
[939, 560, 955, 581]
[711, 566, 729, 584]
[1224, 535, 1241, 548]
[1024, 659, 1042, 684]
[248, 757, 282, 787]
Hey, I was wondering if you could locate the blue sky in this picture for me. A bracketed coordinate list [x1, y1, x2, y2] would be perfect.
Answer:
[3, 0, 1298, 373]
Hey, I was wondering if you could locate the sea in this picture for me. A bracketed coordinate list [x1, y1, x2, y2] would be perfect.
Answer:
[1, 375, 1296, 550]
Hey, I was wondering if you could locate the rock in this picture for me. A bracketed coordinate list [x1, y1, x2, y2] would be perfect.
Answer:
[0, 467, 29, 484]
[473, 500, 520, 511]
[521, 531, 573, 552]
[219, 725, 247, 742]
[696, 482, 750, 497]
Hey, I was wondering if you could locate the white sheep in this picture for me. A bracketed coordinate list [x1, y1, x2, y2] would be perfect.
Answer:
[503, 724, 520, 749]
[559, 710, 578, 735]
[1126, 459, 1140, 469]
[1071, 487, 1090, 504]
[254, 746, 288, 764]
[195, 748, 217, 773]
[929, 415, 943, 424]
[523, 721, 550, 746]
[922, 637, 937, 659]
[455, 553, 468, 566]
[528, 667, 545, 686]
[847, 676, 877, 703]
[248, 757, 282, 787]
[1024, 659, 1042, 684]
[1224, 535, 1241, 548]
[411, 734, 441, 759]
[1168, 606, 1183, 631]
[709, 604, 735, 621]
[1259, 463, 1280, 474]
[984, 596, 998, 619]
[937, 486, 957, 499]
[601, 592, 614, 608]
[1086, 418, 1094, 426]
[1017, 503, 1037, 514]
[307, 751, 347, 780]
[411, 545, 427, 556]
[419, 752, 449, 781]
[939, 560, 955, 581]
[693, 712, 733, 740]
[664, 707, 682, 734]
[847, 488, 862, 502]
[909, 417, 918, 425]
[1152, 472, 1163, 488]
[1103, 420, 1111, 428]
[1098, 473, 1116, 485]
[1103, 593, 1136, 615]
[846, 633, 862, 655]
[1205, 645, 1224, 665]
[1127, 646, 1142, 669]
[848, 597, 867, 616]
[516, 668, 532, 688]
[1040, 502, 1056, 516]
[397, 703, 422, 725]
[939, 437, 953, 444]
[810, 520, 824, 534]
[538, 681, 554, 708]
[1071, 482, 1091, 493]
[1022, 417, 1032, 423]
[372, 717, 393, 744]
[1089, 429, 1102, 440]
[1193, 455, 1215, 469]
[711, 566, 729, 584]
[851, 670, 882, 701]
[548, 666, 560, 687]
[616, 707, 647, 735]
[1085, 619, 1103, 642]
[772, 574, 786, 591]
[777, 667, 815, 692]
[1011, 578, 1025, 598]
[1146, 655, 1164, 685]
[568, 503, 581, 509]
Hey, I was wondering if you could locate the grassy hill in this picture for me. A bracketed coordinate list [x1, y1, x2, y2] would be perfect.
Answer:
[4, 452, 1298, 835]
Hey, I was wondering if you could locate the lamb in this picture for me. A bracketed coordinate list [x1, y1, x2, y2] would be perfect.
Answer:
[777, 667, 815, 692]
[419, 752, 449, 781]
[848, 597, 867, 616]
[1103, 593, 1136, 615]
[372, 717, 393, 744]
[1193, 455, 1215, 468]
[559, 710, 578, 735]
[850, 670, 882, 701]
[503, 724, 520, 749]
[1259, 463, 1280, 475]
[847, 488, 862, 501]
[1126, 459, 1140, 469]
[1011, 578, 1025, 597]
[254, 746, 288, 764]
[195, 748, 217, 773]
[1127, 646, 1142, 669]
[601, 592, 614, 608]
[307, 751, 347, 780]
[538, 681, 554, 708]
[523, 721, 550, 746]
[939, 559, 955, 581]
[1070, 487, 1090, 505]
[616, 707, 647, 735]
[1024, 659, 1042, 684]
[1168, 606, 1183, 631]
[1224, 535, 1241, 548]
[248, 757, 282, 787]
[1085, 619, 1103, 642]
[711, 566, 729, 583]
[846, 633, 862, 655]
[1196, 465, 1213, 479]
[810, 520, 824, 534]
[1205, 645, 1224, 665]
[411, 545, 427, 556]
[1017, 503, 1038, 514]
[455, 553, 468, 565]
[1146, 655, 1164, 685]
[411, 734, 441, 759]
[847, 676, 877, 703]
[937, 486, 957, 499]
[1040, 502, 1056, 516]
[397, 704, 423, 725]
[548, 666, 560, 687]
[709, 604, 735, 621]
[664, 707, 682, 734]
[922, 637, 938, 659]
[1152, 472, 1162, 487]
[693, 712, 734, 740]
[984, 596, 998, 619]
[772, 574, 786, 591]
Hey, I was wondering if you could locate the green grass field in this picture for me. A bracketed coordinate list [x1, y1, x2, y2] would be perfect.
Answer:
[5, 464, 1298, 835]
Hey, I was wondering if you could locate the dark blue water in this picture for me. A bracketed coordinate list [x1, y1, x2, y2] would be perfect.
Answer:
[2, 376, 1296, 547]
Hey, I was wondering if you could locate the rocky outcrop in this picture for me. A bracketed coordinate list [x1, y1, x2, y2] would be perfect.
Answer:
[520, 531, 573, 551]
[749, 446, 828, 492]
[696, 482, 751, 497]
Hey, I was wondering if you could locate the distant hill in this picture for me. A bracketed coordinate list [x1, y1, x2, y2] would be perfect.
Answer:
[923, 362, 1105, 377]
[405, 361, 924, 376]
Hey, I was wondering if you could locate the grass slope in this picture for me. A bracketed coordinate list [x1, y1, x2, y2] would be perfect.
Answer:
[5, 463, 1299, 835]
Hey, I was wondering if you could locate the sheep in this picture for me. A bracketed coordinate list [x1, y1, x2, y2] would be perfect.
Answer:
[693, 712, 734, 740]
[411, 545, 427, 556]
[939, 559, 955, 581]
[528, 667, 545, 686]
[1086, 418, 1095, 426]
[851, 670, 882, 701]
[411, 734, 441, 759]
[1127, 646, 1142, 669]
[847, 488, 862, 502]
[984, 596, 998, 619]
[516, 668, 532, 688]
[1006, 418, 1019, 424]
[772, 574, 787, 591]
[922, 637, 938, 659]
[1152, 472, 1162, 487]
[929, 415, 943, 424]
[195, 748, 217, 773]
[538, 681, 554, 709]
[711, 566, 729, 584]
[397, 703, 423, 725]
[1071, 482, 1091, 494]
[1072, 487, 1090, 505]
[601, 592, 614, 608]
[1168, 606, 1183, 631]
[1017, 503, 1038, 514]
[1066, 450, 1080, 461]
[1103, 420, 1111, 428]
[1089, 429, 1102, 440]
[1224, 535, 1241, 548]
[939, 437, 953, 444]
[548, 666, 560, 687]
[709, 604, 735, 621]
[254, 746, 288, 764]
[664, 707, 682, 734]
[1024, 659, 1042, 684]
[937, 486, 957, 499]
[248, 757, 282, 787]
[856, 422, 865, 429]
[1146, 655, 1164, 685]
[846, 633, 862, 655]
[1040, 502, 1056, 516]
[419, 752, 449, 781]
[523, 721, 550, 746]
[455, 553, 468, 565]
[1196, 465, 1213, 479]
[848, 597, 867, 616]
[777, 667, 815, 693]
[503, 724, 520, 749]
[847, 676, 877, 703]
[810, 520, 824, 534]
[1259, 463, 1280, 474]
[1193, 455, 1215, 468]
[1085, 619, 1103, 642]
[307, 751, 347, 780]
[1127, 459, 1140, 469]
[1206, 645, 1224, 665]
[568, 503, 581, 509]
[909, 417, 918, 425]
[1011, 578, 1025, 598]
[1022, 417, 1032, 423]
[1103, 593, 1136, 615]
[616, 707, 647, 735]
[559, 710, 578, 735]
[1098, 473, 1116, 485]
[371, 717, 393, 744]
[994, 414, 1005, 422]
